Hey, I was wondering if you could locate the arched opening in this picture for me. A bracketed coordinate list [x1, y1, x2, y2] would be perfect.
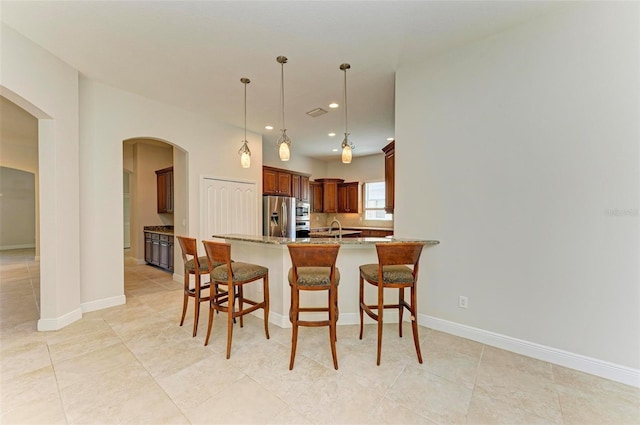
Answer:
[122, 137, 187, 278]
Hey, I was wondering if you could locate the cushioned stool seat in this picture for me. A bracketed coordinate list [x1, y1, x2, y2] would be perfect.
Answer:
[359, 264, 414, 284]
[184, 256, 211, 273]
[288, 267, 341, 287]
[212, 262, 268, 282]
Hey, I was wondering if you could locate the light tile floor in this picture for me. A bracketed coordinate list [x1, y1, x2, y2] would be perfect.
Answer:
[1, 248, 638, 424]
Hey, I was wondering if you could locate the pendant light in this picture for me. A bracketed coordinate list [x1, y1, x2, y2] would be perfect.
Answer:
[276, 56, 291, 161]
[340, 63, 355, 164]
[238, 77, 251, 168]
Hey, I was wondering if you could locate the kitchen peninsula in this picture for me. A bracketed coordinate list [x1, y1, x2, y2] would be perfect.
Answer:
[210, 233, 439, 328]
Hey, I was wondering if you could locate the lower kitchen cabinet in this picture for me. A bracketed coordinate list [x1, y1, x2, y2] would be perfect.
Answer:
[144, 232, 174, 272]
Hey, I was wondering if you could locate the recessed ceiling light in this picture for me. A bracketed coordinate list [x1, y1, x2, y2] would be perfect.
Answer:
[265, 125, 273, 130]
[387, 137, 394, 141]
[328, 132, 336, 137]
[329, 103, 339, 108]
[332, 148, 338, 152]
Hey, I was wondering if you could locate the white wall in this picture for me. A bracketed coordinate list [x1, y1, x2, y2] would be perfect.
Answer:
[78, 77, 263, 308]
[263, 137, 326, 178]
[325, 153, 384, 183]
[396, 2, 639, 371]
[1, 24, 82, 329]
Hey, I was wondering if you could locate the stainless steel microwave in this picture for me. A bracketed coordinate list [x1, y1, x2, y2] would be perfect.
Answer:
[295, 202, 310, 218]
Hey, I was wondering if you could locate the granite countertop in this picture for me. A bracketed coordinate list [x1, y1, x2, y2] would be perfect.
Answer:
[310, 230, 362, 237]
[212, 233, 439, 246]
[144, 225, 174, 235]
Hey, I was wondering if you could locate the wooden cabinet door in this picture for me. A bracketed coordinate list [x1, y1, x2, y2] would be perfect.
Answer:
[300, 176, 310, 202]
[291, 174, 301, 200]
[323, 181, 339, 213]
[382, 141, 395, 213]
[277, 171, 292, 196]
[156, 167, 174, 213]
[338, 182, 359, 213]
[263, 167, 278, 195]
[337, 184, 348, 213]
[346, 183, 359, 212]
[310, 182, 323, 212]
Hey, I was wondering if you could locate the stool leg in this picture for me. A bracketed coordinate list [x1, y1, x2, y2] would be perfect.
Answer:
[204, 296, 215, 346]
[398, 287, 405, 338]
[410, 284, 423, 363]
[263, 273, 270, 339]
[180, 272, 189, 326]
[238, 285, 244, 328]
[226, 283, 235, 359]
[358, 274, 365, 340]
[329, 286, 338, 370]
[376, 283, 384, 366]
[289, 287, 299, 370]
[193, 274, 201, 337]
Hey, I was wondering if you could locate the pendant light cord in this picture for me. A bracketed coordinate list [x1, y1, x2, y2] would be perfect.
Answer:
[280, 61, 285, 130]
[244, 81, 247, 141]
[343, 67, 348, 135]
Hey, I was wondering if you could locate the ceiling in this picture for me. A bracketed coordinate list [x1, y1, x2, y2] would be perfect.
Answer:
[1, 1, 563, 161]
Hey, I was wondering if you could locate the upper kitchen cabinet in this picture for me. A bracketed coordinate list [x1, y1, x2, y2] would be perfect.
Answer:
[263, 166, 310, 201]
[338, 182, 360, 213]
[155, 166, 174, 213]
[315, 178, 344, 213]
[291, 173, 310, 202]
[310, 181, 323, 213]
[263, 166, 292, 196]
[382, 141, 395, 213]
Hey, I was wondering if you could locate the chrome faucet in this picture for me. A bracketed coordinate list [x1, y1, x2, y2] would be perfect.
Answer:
[329, 218, 342, 240]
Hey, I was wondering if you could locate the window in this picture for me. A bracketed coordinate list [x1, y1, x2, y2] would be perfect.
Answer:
[363, 181, 392, 221]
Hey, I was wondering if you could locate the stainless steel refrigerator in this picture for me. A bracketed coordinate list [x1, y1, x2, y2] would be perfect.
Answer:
[263, 195, 295, 238]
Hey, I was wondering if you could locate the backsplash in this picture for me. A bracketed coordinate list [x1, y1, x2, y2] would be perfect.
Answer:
[310, 213, 393, 229]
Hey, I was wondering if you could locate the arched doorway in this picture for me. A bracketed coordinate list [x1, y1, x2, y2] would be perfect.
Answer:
[122, 137, 187, 278]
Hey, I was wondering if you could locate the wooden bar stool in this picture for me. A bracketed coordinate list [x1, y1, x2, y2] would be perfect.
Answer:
[287, 243, 341, 370]
[359, 242, 426, 365]
[202, 240, 269, 359]
[176, 236, 216, 337]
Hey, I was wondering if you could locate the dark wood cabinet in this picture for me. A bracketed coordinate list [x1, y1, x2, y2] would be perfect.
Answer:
[263, 166, 292, 196]
[359, 229, 393, 237]
[299, 175, 310, 202]
[310, 181, 323, 213]
[291, 174, 310, 202]
[315, 178, 344, 213]
[338, 182, 359, 213]
[155, 166, 174, 213]
[145, 232, 174, 272]
[382, 141, 395, 214]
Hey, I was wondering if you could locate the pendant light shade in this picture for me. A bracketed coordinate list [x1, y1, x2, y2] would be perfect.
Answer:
[238, 77, 251, 168]
[276, 56, 291, 161]
[340, 63, 355, 164]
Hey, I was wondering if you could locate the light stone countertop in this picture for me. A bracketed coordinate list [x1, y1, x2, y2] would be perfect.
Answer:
[211, 233, 439, 246]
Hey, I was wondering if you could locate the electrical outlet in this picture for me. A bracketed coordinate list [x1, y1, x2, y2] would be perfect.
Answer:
[459, 296, 468, 309]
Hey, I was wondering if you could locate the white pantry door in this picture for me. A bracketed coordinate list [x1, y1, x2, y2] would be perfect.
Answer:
[200, 177, 259, 242]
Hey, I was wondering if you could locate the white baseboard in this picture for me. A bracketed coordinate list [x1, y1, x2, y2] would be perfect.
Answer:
[37, 308, 82, 331]
[0, 243, 36, 251]
[421, 314, 640, 388]
[81, 295, 126, 313]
